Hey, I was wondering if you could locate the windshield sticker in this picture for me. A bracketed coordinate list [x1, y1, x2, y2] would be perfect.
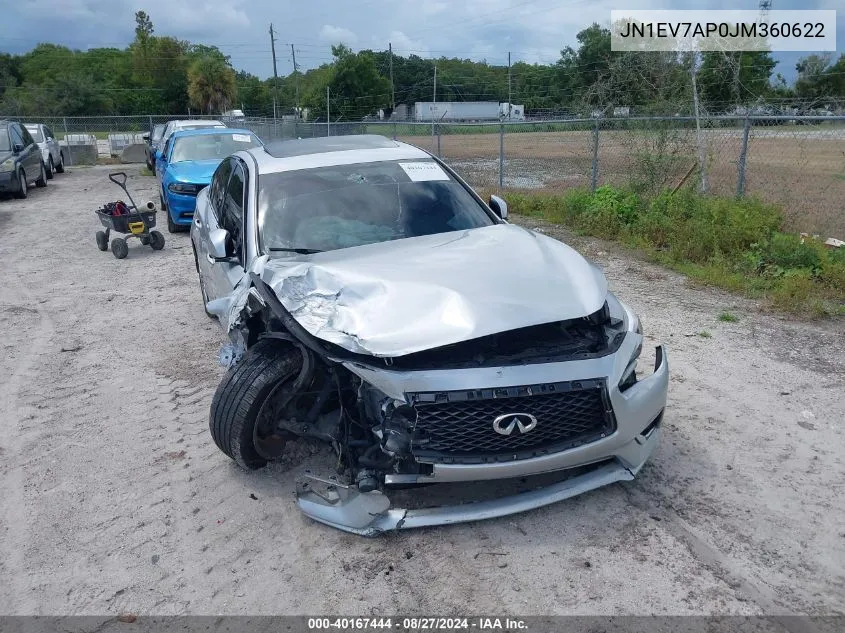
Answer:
[232, 134, 252, 142]
[399, 162, 449, 182]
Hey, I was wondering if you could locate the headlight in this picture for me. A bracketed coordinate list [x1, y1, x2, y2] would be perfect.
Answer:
[0, 158, 15, 173]
[615, 297, 643, 391]
[168, 182, 202, 194]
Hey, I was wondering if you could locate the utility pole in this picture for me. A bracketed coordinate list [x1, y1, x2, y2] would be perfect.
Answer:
[269, 24, 279, 120]
[431, 64, 437, 138]
[326, 86, 330, 136]
[389, 42, 395, 112]
[291, 44, 300, 117]
[507, 51, 512, 120]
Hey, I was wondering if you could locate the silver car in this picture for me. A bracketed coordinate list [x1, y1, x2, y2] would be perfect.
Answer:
[190, 135, 669, 535]
[24, 123, 65, 179]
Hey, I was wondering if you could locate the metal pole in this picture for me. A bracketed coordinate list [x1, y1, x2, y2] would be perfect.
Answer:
[326, 86, 330, 137]
[292, 44, 299, 117]
[270, 25, 279, 138]
[63, 117, 73, 166]
[431, 64, 437, 146]
[736, 115, 751, 197]
[591, 117, 600, 192]
[691, 57, 709, 193]
[389, 42, 395, 113]
[507, 52, 511, 120]
[499, 121, 504, 190]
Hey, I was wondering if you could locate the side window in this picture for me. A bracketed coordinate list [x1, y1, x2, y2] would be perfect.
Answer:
[221, 163, 246, 257]
[209, 159, 234, 217]
[10, 125, 23, 148]
[19, 126, 34, 146]
[44, 126, 53, 139]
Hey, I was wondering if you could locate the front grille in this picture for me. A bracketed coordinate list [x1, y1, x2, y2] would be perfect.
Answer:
[410, 379, 615, 464]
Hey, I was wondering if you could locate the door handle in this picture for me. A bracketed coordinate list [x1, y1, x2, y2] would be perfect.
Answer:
[206, 253, 215, 264]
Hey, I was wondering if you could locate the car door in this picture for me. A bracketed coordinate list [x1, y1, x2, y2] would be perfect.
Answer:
[10, 125, 34, 179]
[207, 159, 247, 300]
[195, 158, 233, 301]
[44, 126, 60, 163]
[17, 125, 40, 175]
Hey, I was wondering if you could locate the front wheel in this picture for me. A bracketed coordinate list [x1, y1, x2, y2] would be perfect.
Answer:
[55, 153, 65, 173]
[209, 339, 303, 469]
[14, 170, 27, 199]
[111, 238, 128, 259]
[46, 158, 54, 180]
[35, 162, 47, 188]
[149, 230, 165, 250]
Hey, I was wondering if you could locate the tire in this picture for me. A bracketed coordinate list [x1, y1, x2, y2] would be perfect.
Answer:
[35, 162, 47, 188]
[159, 191, 167, 211]
[55, 153, 65, 173]
[95, 231, 108, 251]
[111, 238, 128, 259]
[13, 170, 27, 199]
[46, 158, 54, 180]
[139, 236, 150, 246]
[209, 339, 302, 470]
[167, 211, 179, 233]
[149, 230, 165, 250]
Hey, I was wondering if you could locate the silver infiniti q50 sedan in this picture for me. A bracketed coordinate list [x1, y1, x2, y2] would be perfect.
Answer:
[190, 134, 669, 536]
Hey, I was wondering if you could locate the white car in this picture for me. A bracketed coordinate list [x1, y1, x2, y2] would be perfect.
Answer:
[190, 135, 669, 535]
[24, 123, 65, 179]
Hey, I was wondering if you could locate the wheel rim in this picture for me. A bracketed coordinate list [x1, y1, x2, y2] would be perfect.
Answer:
[253, 380, 299, 459]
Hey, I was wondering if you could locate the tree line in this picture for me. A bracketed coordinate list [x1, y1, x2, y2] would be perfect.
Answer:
[0, 12, 842, 120]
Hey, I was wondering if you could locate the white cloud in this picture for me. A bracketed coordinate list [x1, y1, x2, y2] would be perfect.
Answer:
[388, 30, 428, 57]
[319, 25, 358, 45]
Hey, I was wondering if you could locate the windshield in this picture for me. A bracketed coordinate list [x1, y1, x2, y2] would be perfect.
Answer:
[25, 126, 43, 142]
[0, 128, 10, 152]
[257, 159, 495, 254]
[152, 124, 164, 141]
[170, 132, 260, 163]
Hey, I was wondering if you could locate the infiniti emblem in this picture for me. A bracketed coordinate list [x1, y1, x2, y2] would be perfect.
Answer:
[492, 413, 538, 436]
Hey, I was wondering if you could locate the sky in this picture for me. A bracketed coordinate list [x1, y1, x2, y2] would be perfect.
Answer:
[1, 0, 842, 83]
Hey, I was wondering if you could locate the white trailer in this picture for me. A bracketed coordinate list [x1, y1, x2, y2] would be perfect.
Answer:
[414, 101, 500, 122]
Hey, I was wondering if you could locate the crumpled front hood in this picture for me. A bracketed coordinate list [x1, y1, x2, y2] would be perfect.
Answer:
[259, 224, 608, 357]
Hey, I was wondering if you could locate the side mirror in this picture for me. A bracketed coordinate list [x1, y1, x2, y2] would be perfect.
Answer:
[489, 194, 508, 220]
[209, 228, 235, 261]
[13, 143, 24, 154]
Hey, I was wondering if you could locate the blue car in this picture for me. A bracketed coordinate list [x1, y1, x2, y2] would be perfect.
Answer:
[158, 128, 262, 233]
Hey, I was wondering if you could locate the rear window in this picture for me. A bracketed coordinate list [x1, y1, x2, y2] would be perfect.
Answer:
[170, 132, 261, 162]
[0, 128, 9, 152]
[25, 126, 44, 142]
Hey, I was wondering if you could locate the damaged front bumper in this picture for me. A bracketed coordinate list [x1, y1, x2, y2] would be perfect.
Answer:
[296, 345, 668, 536]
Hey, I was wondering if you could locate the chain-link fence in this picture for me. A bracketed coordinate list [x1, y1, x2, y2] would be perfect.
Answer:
[4, 113, 843, 235]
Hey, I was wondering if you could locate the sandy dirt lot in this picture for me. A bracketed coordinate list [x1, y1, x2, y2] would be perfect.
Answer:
[0, 166, 843, 619]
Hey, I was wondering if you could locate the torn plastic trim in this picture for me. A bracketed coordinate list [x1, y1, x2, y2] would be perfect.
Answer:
[295, 460, 634, 536]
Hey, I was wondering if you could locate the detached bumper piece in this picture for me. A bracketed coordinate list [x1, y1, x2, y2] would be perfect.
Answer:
[297, 460, 636, 536]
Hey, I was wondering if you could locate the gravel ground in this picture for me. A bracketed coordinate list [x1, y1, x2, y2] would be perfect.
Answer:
[0, 165, 843, 618]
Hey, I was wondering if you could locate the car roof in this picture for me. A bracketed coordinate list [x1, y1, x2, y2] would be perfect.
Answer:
[170, 127, 255, 139]
[249, 135, 430, 174]
[23, 123, 41, 129]
[169, 119, 224, 128]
